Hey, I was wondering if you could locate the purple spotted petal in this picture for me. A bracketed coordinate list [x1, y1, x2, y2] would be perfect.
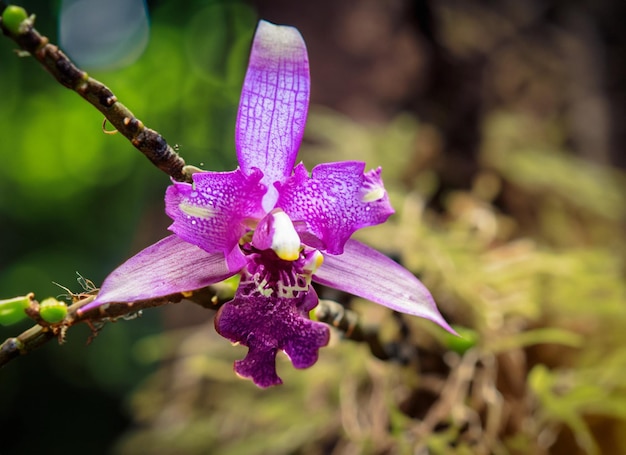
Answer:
[165, 168, 266, 265]
[215, 288, 330, 388]
[276, 162, 394, 254]
[313, 239, 456, 334]
[235, 20, 310, 208]
[79, 235, 234, 313]
[231, 345, 281, 388]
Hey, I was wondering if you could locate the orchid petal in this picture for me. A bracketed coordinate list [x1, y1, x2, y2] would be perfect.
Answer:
[80, 235, 234, 312]
[215, 287, 330, 388]
[236, 20, 310, 196]
[276, 162, 394, 254]
[313, 239, 456, 334]
[165, 168, 266, 261]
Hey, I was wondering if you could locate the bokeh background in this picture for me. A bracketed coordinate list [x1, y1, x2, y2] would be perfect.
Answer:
[1, 0, 625, 454]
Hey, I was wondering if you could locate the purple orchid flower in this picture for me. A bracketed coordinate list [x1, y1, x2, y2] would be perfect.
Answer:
[80, 20, 454, 388]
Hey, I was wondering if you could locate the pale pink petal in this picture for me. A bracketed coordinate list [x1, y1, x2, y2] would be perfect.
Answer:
[313, 239, 456, 333]
[80, 235, 234, 312]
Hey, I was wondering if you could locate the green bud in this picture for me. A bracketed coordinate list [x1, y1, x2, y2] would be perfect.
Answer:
[39, 298, 68, 324]
[0, 295, 31, 326]
[1, 5, 28, 35]
[442, 326, 479, 354]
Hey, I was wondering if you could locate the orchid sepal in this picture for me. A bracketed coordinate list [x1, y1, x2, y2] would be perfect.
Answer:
[235, 20, 310, 195]
[79, 235, 235, 313]
[313, 239, 457, 335]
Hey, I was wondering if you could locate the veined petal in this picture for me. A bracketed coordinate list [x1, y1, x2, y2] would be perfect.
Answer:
[165, 168, 266, 260]
[313, 239, 456, 334]
[215, 288, 329, 388]
[79, 235, 234, 313]
[276, 162, 394, 254]
[236, 20, 310, 194]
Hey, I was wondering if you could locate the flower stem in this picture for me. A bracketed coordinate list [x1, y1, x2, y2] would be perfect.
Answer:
[315, 299, 392, 361]
[0, 286, 232, 368]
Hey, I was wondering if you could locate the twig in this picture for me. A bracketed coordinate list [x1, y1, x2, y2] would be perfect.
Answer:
[1, 290, 384, 370]
[0, 285, 232, 368]
[0, 4, 192, 182]
[315, 299, 391, 361]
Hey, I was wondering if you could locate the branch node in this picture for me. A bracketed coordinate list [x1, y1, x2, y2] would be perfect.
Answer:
[2, 337, 25, 354]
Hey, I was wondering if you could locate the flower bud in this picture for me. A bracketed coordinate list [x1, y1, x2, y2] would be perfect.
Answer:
[39, 298, 68, 324]
[0, 295, 31, 326]
[1, 5, 28, 35]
